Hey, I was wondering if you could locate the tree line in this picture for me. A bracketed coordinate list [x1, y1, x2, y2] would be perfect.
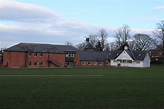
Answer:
[66, 20, 164, 62]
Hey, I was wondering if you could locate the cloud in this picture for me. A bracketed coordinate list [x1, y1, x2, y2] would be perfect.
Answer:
[153, 6, 164, 11]
[0, 0, 154, 48]
[0, 0, 62, 23]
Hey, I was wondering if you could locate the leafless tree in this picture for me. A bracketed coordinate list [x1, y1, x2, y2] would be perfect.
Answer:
[76, 42, 85, 50]
[109, 42, 118, 51]
[153, 20, 164, 63]
[97, 28, 108, 51]
[65, 41, 73, 46]
[114, 24, 131, 48]
[86, 28, 108, 51]
[87, 34, 98, 47]
[132, 33, 155, 51]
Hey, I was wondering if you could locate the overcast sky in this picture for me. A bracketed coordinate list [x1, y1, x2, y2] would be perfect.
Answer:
[0, 0, 164, 48]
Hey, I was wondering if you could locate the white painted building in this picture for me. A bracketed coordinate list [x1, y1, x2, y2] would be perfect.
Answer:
[110, 47, 150, 68]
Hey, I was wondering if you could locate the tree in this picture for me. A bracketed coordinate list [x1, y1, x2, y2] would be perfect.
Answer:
[97, 28, 108, 51]
[87, 28, 108, 51]
[65, 41, 73, 46]
[132, 33, 155, 51]
[153, 20, 164, 63]
[76, 42, 85, 50]
[114, 24, 131, 48]
[87, 34, 98, 47]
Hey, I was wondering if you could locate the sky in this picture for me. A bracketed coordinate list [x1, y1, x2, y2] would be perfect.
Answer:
[0, 0, 164, 48]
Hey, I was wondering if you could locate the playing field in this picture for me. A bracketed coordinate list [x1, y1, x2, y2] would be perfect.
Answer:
[0, 66, 164, 109]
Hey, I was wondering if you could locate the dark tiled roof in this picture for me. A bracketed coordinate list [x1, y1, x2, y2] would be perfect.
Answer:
[77, 50, 148, 61]
[77, 51, 110, 61]
[132, 51, 148, 61]
[109, 50, 123, 59]
[4, 43, 77, 53]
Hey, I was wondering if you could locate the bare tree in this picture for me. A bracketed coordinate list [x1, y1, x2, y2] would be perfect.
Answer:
[97, 28, 108, 51]
[114, 24, 131, 48]
[133, 33, 155, 51]
[88, 34, 98, 47]
[76, 42, 85, 50]
[65, 41, 73, 46]
[153, 20, 164, 63]
[108, 42, 119, 51]
[86, 28, 108, 51]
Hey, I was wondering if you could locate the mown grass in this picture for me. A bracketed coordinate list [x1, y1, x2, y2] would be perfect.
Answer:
[0, 66, 164, 109]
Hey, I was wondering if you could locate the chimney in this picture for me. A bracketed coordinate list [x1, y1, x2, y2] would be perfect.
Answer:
[86, 38, 89, 43]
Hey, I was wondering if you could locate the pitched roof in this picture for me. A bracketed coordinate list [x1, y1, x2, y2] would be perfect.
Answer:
[77, 51, 109, 61]
[132, 51, 148, 61]
[110, 50, 148, 61]
[108, 50, 123, 59]
[4, 43, 77, 53]
[80, 43, 95, 51]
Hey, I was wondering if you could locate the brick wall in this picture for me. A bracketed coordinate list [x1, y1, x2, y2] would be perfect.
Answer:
[3, 52, 26, 68]
[3, 52, 66, 68]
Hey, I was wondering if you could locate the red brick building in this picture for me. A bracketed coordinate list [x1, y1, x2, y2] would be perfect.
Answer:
[149, 50, 163, 63]
[0, 51, 3, 67]
[74, 38, 111, 67]
[3, 43, 76, 68]
[74, 51, 110, 67]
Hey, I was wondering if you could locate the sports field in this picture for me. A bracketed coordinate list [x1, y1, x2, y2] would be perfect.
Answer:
[0, 66, 164, 109]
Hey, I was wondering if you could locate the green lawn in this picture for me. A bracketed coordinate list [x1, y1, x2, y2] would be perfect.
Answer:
[0, 66, 164, 109]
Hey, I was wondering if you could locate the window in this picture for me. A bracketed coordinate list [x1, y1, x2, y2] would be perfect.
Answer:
[136, 60, 140, 64]
[66, 54, 69, 57]
[39, 62, 43, 66]
[117, 59, 122, 63]
[93, 62, 97, 65]
[34, 53, 37, 57]
[99, 62, 103, 65]
[28, 61, 31, 65]
[88, 61, 92, 65]
[34, 62, 37, 66]
[127, 60, 132, 63]
[82, 61, 86, 65]
[40, 53, 43, 56]
[123, 60, 126, 63]
[28, 52, 32, 57]
[66, 53, 75, 57]
[114, 60, 117, 62]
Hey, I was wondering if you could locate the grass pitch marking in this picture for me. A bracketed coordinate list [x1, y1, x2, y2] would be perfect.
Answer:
[0, 75, 103, 77]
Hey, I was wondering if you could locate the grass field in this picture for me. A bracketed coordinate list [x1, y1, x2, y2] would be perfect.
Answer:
[0, 66, 164, 109]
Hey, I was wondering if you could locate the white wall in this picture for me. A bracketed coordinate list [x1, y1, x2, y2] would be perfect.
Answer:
[110, 51, 150, 68]
[143, 53, 150, 67]
[111, 60, 144, 67]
